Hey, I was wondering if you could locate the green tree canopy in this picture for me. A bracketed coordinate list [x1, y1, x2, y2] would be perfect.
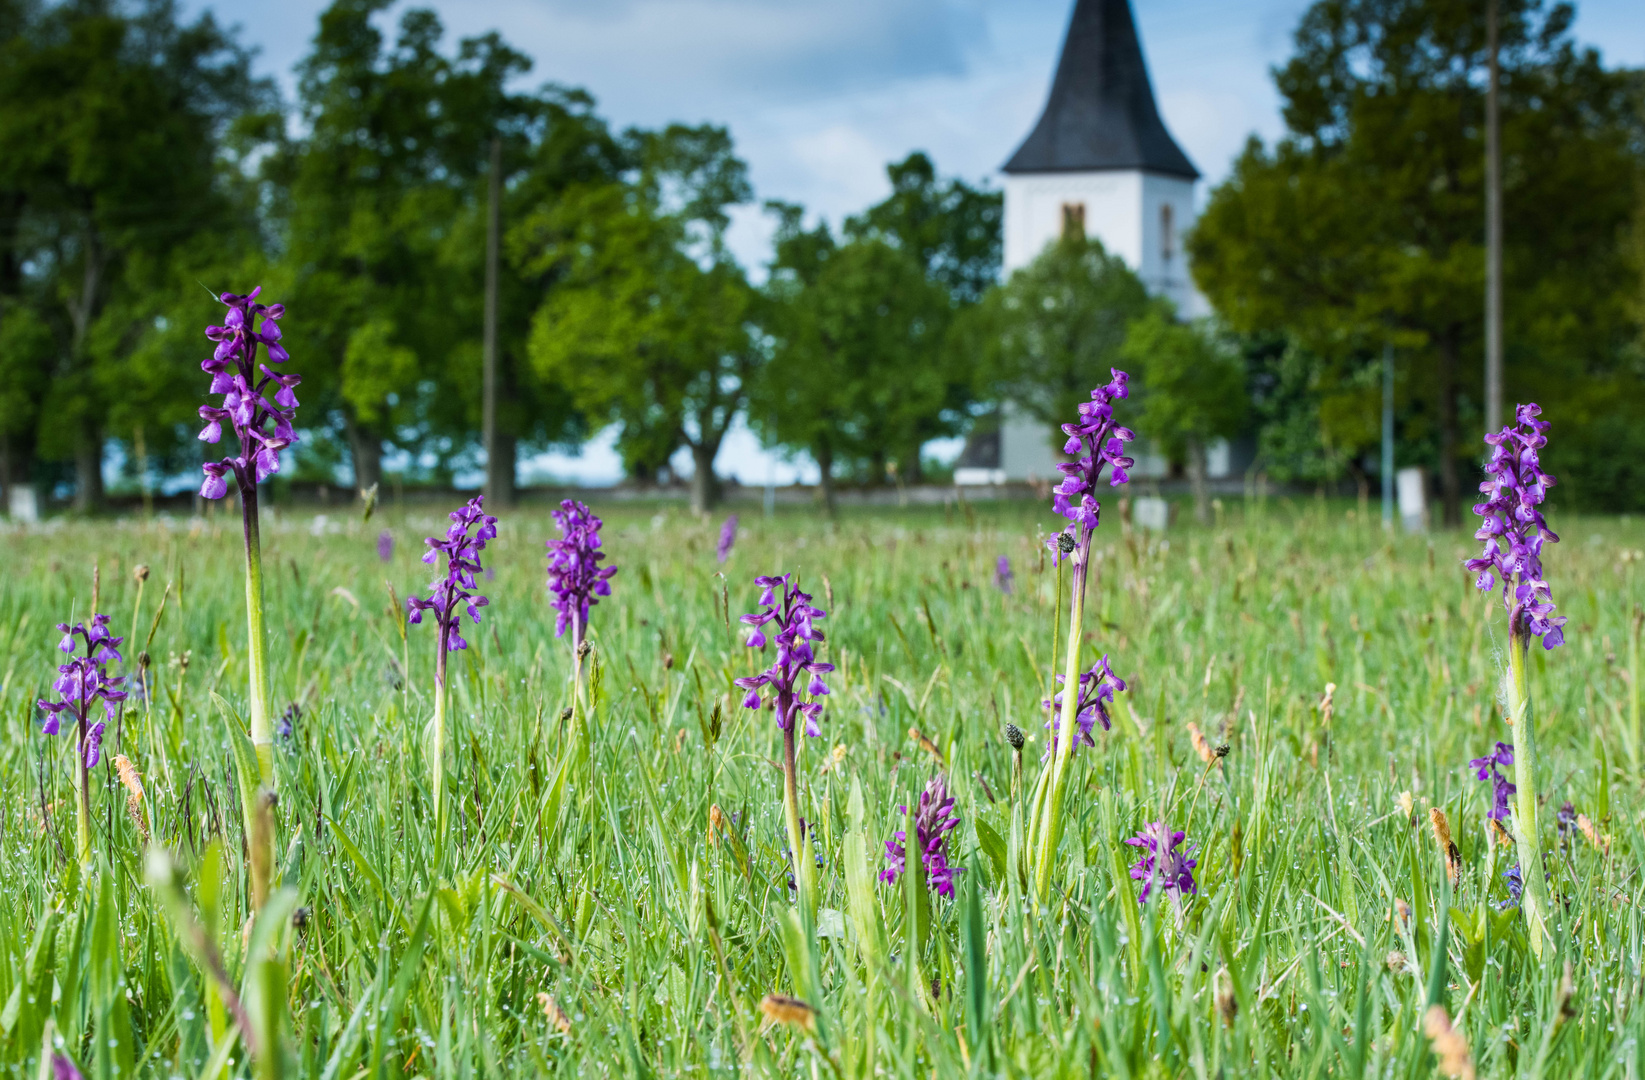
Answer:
[1190, 0, 1642, 518]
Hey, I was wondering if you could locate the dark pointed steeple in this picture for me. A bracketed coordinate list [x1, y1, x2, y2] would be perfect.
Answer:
[1004, 0, 1198, 179]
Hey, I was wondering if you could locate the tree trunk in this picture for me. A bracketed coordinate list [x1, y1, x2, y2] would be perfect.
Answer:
[1437, 330, 1462, 527]
[1186, 436, 1210, 526]
[816, 439, 836, 519]
[73, 425, 103, 512]
[487, 432, 516, 508]
[347, 420, 383, 493]
[689, 438, 721, 514]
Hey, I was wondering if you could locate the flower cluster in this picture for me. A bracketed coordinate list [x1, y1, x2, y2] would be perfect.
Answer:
[545, 499, 616, 645]
[1464, 403, 1567, 648]
[1125, 821, 1198, 904]
[407, 496, 496, 654]
[1498, 864, 1523, 910]
[995, 555, 1014, 594]
[717, 514, 738, 564]
[1468, 741, 1515, 821]
[38, 615, 127, 768]
[734, 574, 832, 736]
[197, 287, 300, 499]
[880, 773, 963, 898]
[1053, 370, 1135, 532]
[1042, 654, 1126, 758]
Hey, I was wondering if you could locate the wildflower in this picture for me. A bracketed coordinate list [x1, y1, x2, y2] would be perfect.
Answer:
[1042, 654, 1126, 758]
[377, 530, 394, 562]
[717, 513, 738, 563]
[197, 287, 299, 498]
[995, 555, 1013, 594]
[39, 615, 127, 768]
[39, 614, 126, 863]
[1052, 369, 1135, 532]
[880, 773, 963, 898]
[1125, 821, 1198, 904]
[1497, 864, 1523, 910]
[545, 499, 616, 648]
[408, 498, 495, 653]
[734, 574, 832, 736]
[1464, 403, 1566, 648]
[407, 496, 496, 824]
[1468, 742, 1515, 820]
[1556, 800, 1577, 848]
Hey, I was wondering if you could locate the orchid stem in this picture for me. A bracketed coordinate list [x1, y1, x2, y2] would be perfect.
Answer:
[782, 723, 816, 921]
[433, 644, 448, 836]
[75, 718, 92, 867]
[1034, 531, 1092, 904]
[242, 487, 273, 787]
[1506, 631, 1552, 958]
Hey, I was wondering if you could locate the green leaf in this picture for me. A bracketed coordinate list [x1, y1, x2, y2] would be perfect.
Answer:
[973, 817, 1007, 886]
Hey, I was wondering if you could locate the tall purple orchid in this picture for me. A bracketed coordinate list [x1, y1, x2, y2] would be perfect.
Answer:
[39, 615, 127, 863]
[717, 514, 739, 564]
[735, 573, 833, 916]
[195, 287, 298, 786]
[545, 499, 616, 651]
[1032, 370, 1135, 904]
[1125, 822, 1198, 905]
[1042, 654, 1126, 758]
[1465, 402, 1561, 958]
[880, 774, 963, 899]
[1469, 742, 1515, 821]
[408, 496, 496, 824]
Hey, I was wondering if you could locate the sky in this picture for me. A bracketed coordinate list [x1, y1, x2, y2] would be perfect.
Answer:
[190, 0, 1645, 488]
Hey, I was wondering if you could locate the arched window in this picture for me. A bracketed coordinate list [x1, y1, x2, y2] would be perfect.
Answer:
[1060, 202, 1085, 239]
[1161, 203, 1175, 263]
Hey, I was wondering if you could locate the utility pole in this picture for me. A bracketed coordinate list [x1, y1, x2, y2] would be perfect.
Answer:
[1382, 343, 1394, 531]
[482, 135, 508, 507]
[1484, 0, 1503, 434]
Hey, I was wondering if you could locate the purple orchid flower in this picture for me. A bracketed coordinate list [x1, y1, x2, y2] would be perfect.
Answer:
[1053, 369, 1135, 533]
[407, 496, 496, 656]
[995, 555, 1014, 594]
[1469, 741, 1516, 820]
[545, 499, 617, 649]
[733, 573, 833, 736]
[717, 514, 738, 564]
[377, 530, 394, 563]
[1125, 821, 1198, 905]
[39, 614, 127, 769]
[197, 287, 299, 499]
[1464, 403, 1567, 648]
[880, 773, 963, 898]
[1042, 654, 1126, 758]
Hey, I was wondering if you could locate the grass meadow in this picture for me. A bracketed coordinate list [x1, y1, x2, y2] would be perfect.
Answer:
[0, 496, 1642, 1078]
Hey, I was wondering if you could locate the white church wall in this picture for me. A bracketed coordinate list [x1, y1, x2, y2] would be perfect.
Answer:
[1003, 170, 1144, 273]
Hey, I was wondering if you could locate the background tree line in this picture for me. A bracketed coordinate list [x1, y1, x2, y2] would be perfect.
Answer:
[0, 0, 1640, 516]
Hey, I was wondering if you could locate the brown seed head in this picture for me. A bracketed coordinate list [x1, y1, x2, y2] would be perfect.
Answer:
[536, 992, 572, 1034]
[1578, 813, 1606, 852]
[1429, 808, 1461, 885]
[759, 993, 816, 1032]
[134, 564, 150, 583]
[1423, 1005, 1476, 1080]
[1188, 722, 1214, 765]
[1215, 968, 1238, 1027]
[1386, 950, 1409, 974]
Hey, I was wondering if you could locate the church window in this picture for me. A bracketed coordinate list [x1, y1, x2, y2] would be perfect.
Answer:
[1161, 203, 1175, 263]
[1060, 202, 1085, 239]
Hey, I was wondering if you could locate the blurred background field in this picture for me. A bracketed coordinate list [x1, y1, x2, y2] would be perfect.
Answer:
[0, 502, 1641, 1075]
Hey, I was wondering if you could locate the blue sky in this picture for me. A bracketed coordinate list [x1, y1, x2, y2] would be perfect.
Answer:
[193, 0, 1645, 487]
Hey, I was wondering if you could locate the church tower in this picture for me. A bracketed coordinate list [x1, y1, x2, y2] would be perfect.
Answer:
[1001, 0, 1203, 316]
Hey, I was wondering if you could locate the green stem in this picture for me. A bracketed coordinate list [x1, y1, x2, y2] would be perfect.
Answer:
[75, 717, 92, 867]
[1505, 630, 1552, 958]
[782, 723, 816, 921]
[1034, 533, 1091, 903]
[433, 644, 448, 834]
[242, 488, 272, 786]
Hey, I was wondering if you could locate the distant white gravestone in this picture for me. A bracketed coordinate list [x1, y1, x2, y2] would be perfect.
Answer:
[1397, 467, 1427, 533]
[7, 484, 38, 524]
[1134, 496, 1169, 532]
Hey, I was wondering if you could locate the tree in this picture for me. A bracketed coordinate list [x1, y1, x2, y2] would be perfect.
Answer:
[0, 0, 272, 508]
[526, 124, 756, 512]
[752, 205, 953, 514]
[971, 234, 1151, 451]
[1120, 305, 1247, 523]
[1190, 0, 1640, 521]
[276, 0, 537, 490]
